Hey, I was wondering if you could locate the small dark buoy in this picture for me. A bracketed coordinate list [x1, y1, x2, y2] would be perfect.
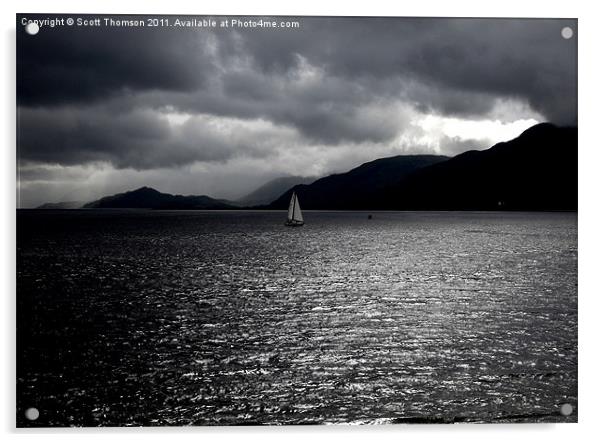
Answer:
[368, 214, 373, 220]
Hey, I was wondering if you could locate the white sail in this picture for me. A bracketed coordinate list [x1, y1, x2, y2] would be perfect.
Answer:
[286, 192, 304, 225]
[287, 193, 296, 220]
[292, 194, 303, 222]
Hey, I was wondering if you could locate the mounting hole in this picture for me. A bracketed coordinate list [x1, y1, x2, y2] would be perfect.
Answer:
[561, 27, 573, 40]
[559, 403, 573, 416]
[25, 22, 39, 35]
[25, 407, 39, 421]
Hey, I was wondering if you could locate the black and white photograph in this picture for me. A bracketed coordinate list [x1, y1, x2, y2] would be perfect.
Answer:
[16, 13, 577, 427]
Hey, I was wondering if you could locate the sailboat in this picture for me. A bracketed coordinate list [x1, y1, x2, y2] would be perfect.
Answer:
[285, 192, 304, 227]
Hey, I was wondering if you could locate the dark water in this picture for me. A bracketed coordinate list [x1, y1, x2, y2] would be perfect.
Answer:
[17, 210, 577, 426]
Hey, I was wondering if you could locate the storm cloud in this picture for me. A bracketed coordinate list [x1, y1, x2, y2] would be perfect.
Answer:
[16, 14, 576, 207]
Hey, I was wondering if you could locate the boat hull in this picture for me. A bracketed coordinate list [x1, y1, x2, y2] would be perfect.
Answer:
[284, 220, 304, 227]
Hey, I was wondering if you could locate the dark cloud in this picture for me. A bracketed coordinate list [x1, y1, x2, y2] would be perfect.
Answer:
[192, 17, 577, 124]
[18, 15, 576, 123]
[18, 105, 301, 169]
[17, 15, 218, 105]
[19, 106, 173, 167]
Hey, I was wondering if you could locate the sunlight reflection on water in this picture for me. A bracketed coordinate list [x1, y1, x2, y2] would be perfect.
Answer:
[17, 211, 577, 426]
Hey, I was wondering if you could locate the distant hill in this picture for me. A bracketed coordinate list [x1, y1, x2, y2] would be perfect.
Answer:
[373, 123, 577, 211]
[238, 176, 318, 206]
[266, 155, 449, 210]
[36, 201, 84, 209]
[83, 187, 236, 210]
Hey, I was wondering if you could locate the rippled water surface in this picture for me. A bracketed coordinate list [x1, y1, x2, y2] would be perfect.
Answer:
[17, 210, 577, 426]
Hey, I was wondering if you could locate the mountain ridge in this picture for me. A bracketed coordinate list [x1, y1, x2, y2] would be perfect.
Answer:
[373, 123, 577, 211]
[266, 123, 576, 211]
[266, 154, 450, 210]
[34, 123, 577, 211]
[83, 186, 236, 210]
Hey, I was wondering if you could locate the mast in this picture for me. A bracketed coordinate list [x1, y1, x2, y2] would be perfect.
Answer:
[287, 191, 295, 221]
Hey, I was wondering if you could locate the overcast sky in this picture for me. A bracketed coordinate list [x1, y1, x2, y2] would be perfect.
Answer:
[17, 15, 577, 207]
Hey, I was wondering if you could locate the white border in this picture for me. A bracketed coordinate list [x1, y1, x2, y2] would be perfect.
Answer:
[3, 1, 601, 441]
